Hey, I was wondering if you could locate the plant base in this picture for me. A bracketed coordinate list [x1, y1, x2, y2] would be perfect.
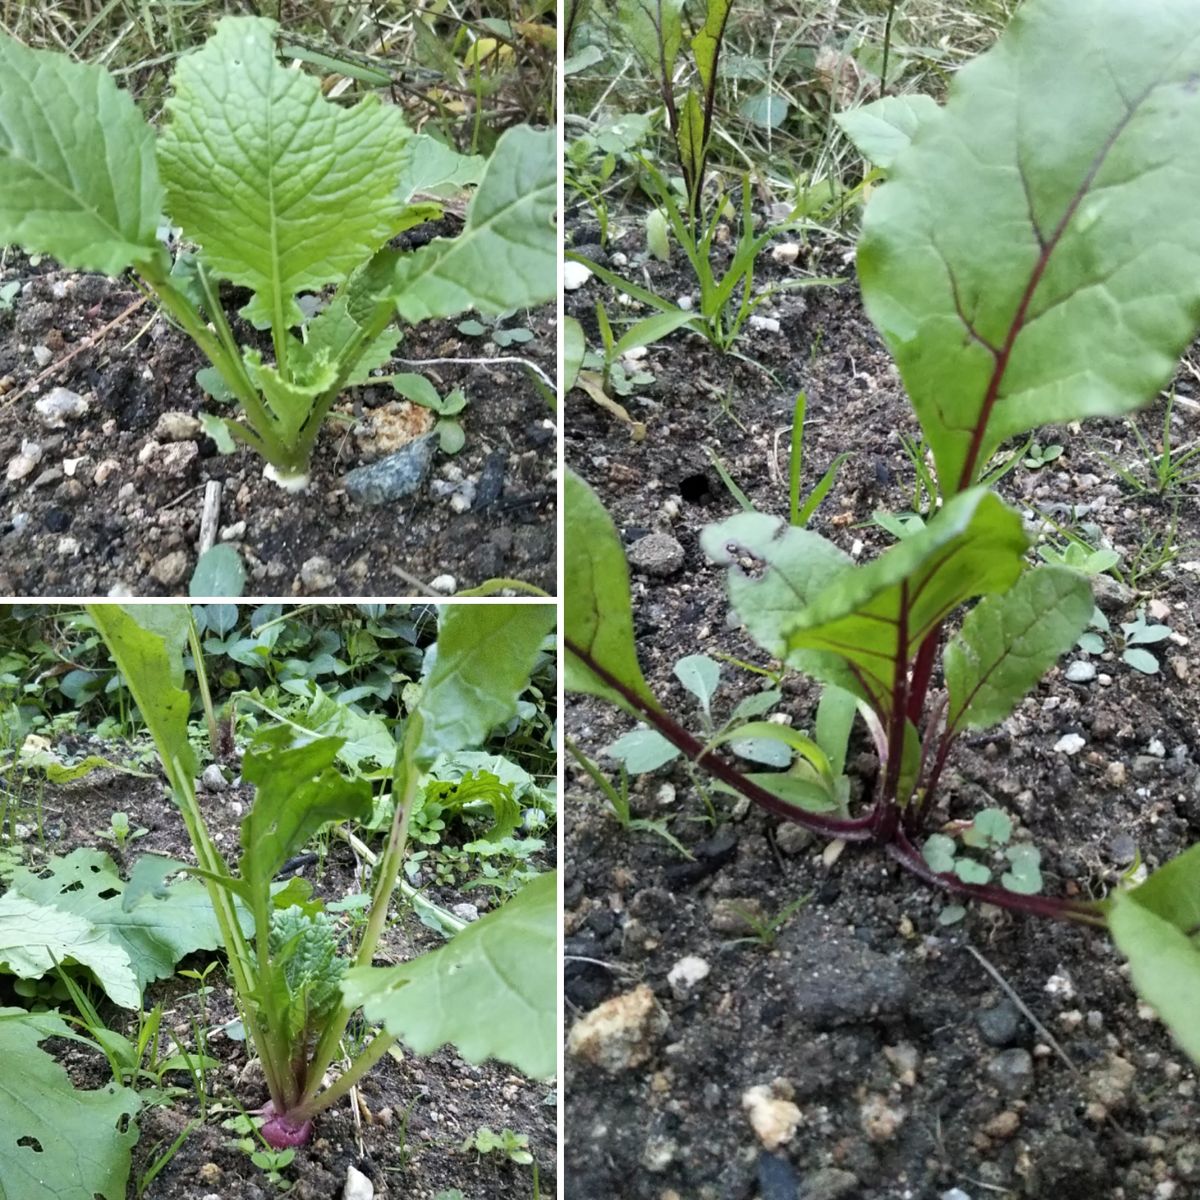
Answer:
[263, 464, 311, 493]
[259, 1102, 314, 1149]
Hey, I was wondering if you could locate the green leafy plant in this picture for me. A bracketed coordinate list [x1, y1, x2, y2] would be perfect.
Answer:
[462, 1124, 534, 1165]
[0, 18, 554, 488]
[1022, 441, 1063, 471]
[1077, 606, 1173, 676]
[566, 0, 1200, 1068]
[87, 603, 557, 1150]
[96, 811, 148, 854]
[1097, 390, 1200, 496]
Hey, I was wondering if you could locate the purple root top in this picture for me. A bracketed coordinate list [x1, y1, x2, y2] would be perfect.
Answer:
[259, 1102, 314, 1149]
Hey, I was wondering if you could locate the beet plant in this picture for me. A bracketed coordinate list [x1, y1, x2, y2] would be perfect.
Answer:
[566, 0, 1200, 1065]
[0, 17, 554, 489]
[87, 602, 557, 1148]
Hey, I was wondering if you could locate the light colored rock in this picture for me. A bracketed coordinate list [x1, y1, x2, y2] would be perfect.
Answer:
[221, 521, 246, 541]
[666, 955, 710, 996]
[93, 458, 121, 485]
[566, 984, 668, 1072]
[983, 1110, 1020, 1139]
[6, 440, 41, 482]
[1086, 1053, 1136, 1111]
[430, 574, 457, 595]
[748, 315, 781, 333]
[32, 344, 53, 368]
[860, 1092, 906, 1142]
[342, 1165, 374, 1200]
[300, 555, 336, 592]
[563, 261, 593, 290]
[201, 764, 227, 791]
[154, 410, 202, 442]
[451, 902, 479, 922]
[1064, 661, 1096, 683]
[1053, 733, 1086, 755]
[150, 550, 189, 587]
[742, 1081, 801, 1150]
[771, 242, 801, 265]
[35, 386, 88, 427]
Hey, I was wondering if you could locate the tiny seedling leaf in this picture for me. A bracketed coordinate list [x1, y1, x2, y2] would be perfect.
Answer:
[605, 728, 680, 774]
[962, 807, 1013, 849]
[1122, 647, 1160, 675]
[674, 654, 721, 714]
[1001, 844, 1043, 895]
[190, 544, 246, 598]
[922, 834, 957, 874]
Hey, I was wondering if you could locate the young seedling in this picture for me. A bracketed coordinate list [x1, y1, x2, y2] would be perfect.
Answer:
[96, 811, 148, 853]
[88, 602, 557, 1149]
[567, 0, 1200, 1067]
[0, 18, 554, 489]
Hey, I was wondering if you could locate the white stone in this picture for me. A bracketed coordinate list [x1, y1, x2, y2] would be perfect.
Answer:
[771, 242, 801, 265]
[748, 315, 781, 334]
[31, 344, 53, 368]
[741, 1083, 801, 1150]
[667, 955, 710, 995]
[429, 574, 457, 595]
[6, 441, 41, 482]
[563, 261, 593, 290]
[342, 1165, 375, 1200]
[35, 387, 88, 427]
[1053, 733, 1086, 755]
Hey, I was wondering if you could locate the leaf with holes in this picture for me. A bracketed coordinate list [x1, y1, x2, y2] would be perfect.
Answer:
[858, 0, 1200, 494]
[0, 1007, 140, 1200]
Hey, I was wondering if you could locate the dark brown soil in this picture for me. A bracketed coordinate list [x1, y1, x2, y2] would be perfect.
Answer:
[7, 753, 556, 1200]
[0, 253, 555, 598]
[564, 215, 1200, 1199]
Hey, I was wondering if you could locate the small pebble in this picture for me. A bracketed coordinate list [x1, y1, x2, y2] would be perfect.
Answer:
[628, 532, 685, 578]
[666, 955, 710, 997]
[34, 386, 88, 427]
[771, 243, 801, 265]
[31, 344, 53, 367]
[563, 261, 593, 290]
[150, 550, 189, 588]
[1054, 733, 1086, 755]
[429, 574, 457, 595]
[567, 984, 669, 1072]
[748, 315, 781, 334]
[1064, 661, 1096, 683]
[742, 1082, 802, 1150]
[342, 1165, 374, 1200]
[986, 1048, 1034, 1097]
[6, 441, 41, 482]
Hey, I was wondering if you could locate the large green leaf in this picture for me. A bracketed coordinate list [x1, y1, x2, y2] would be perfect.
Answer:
[0, 1008, 139, 1200]
[8, 849, 226, 991]
[391, 125, 556, 322]
[239, 727, 373, 895]
[565, 469, 659, 712]
[158, 17, 413, 329]
[1108, 844, 1200, 1066]
[615, 0, 685, 77]
[414, 604, 556, 766]
[858, 0, 1200, 493]
[0, 893, 139, 1009]
[691, 0, 733, 92]
[85, 605, 197, 785]
[0, 34, 163, 274]
[342, 870, 555, 1078]
[835, 93, 941, 169]
[945, 565, 1094, 732]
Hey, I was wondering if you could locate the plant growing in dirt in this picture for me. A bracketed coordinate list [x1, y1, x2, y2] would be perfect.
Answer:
[566, 0, 1200, 1066]
[87, 602, 557, 1151]
[0, 17, 554, 489]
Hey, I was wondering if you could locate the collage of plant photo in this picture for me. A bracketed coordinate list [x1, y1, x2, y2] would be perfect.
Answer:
[2, 0, 1200, 1198]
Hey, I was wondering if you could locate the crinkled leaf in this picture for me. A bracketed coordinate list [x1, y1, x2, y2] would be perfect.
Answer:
[0, 1007, 139, 1200]
[9, 849, 226, 990]
[414, 603, 555, 767]
[1109, 844, 1200, 1065]
[835, 93, 941, 169]
[565, 470, 660, 712]
[243, 345, 337, 448]
[392, 125, 555, 322]
[945, 565, 1093, 731]
[342, 870, 555, 1078]
[0, 34, 163, 274]
[158, 17, 413, 328]
[858, 0, 1200, 493]
[295, 295, 401, 388]
[0, 893, 139, 1008]
[239, 726, 373, 894]
[85, 605, 197, 784]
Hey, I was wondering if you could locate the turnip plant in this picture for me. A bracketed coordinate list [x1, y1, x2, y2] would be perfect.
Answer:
[88, 602, 557, 1148]
[0, 18, 555, 489]
[567, 0, 1200, 1066]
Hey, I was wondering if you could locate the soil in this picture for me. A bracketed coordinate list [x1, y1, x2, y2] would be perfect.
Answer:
[0, 245, 556, 598]
[4, 748, 556, 1200]
[563, 213, 1200, 1199]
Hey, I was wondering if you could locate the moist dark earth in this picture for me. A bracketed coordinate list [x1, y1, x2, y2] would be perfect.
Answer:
[5, 758, 556, 1200]
[0, 249, 556, 598]
[564, 213, 1200, 1199]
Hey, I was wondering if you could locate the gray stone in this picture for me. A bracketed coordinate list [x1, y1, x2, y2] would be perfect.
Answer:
[1064, 661, 1096, 683]
[986, 1047, 1034, 1097]
[1091, 572, 1135, 615]
[343, 433, 435, 505]
[628, 531, 685, 577]
[757, 1153, 799, 1200]
[35, 387, 88, 427]
[801, 1167, 861, 1200]
[200, 764, 227, 791]
[976, 999, 1024, 1047]
[300, 555, 336, 592]
[775, 822, 814, 855]
[150, 549, 189, 587]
